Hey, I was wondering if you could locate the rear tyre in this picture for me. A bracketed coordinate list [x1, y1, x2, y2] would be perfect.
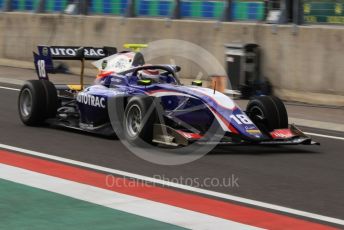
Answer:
[123, 97, 156, 145]
[246, 96, 288, 131]
[18, 80, 47, 125]
[41, 80, 58, 118]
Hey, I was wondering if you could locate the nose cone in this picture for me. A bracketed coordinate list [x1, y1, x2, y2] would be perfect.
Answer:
[229, 108, 268, 139]
[154, 84, 267, 140]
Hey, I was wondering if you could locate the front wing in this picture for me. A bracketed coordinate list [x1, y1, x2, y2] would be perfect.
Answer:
[152, 124, 319, 146]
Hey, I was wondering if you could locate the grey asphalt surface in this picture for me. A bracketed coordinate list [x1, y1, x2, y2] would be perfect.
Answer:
[0, 77, 344, 227]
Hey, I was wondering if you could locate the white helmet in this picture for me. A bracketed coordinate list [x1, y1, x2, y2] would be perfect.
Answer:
[138, 69, 160, 80]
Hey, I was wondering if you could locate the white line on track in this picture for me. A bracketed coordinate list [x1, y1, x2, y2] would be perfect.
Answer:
[0, 164, 260, 230]
[0, 86, 20, 91]
[290, 118, 344, 133]
[0, 143, 343, 226]
[304, 132, 344, 141]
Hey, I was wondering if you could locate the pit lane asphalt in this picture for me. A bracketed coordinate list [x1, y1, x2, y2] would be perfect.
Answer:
[1, 85, 344, 226]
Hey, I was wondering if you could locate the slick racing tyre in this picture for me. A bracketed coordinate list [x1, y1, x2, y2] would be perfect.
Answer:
[246, 95, 288, 131]
[41, 80, 58, 118]
[18, 80, 58, 126]
[18, 80, 46, 125]
[123, 96, 156, 145]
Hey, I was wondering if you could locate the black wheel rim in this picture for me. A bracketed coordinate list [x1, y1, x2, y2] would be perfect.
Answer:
[20, 88, 33, 118]
[126, 104, 142, 138]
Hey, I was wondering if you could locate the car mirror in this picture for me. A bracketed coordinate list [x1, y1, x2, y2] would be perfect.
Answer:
[192, 80, 202, 86]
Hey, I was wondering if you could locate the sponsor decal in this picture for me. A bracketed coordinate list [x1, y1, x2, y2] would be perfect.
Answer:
[100, 55, 133, 72]
[270, 129, 295, 139]
[37, 60, 47, 79]
[244, 125, 261, 138]
[113, 57, 130, 71]
[110, 77, 125, 85]
[49, 47, 105, 57]
[229, 114, 254, 125]
[176, 130, 202, 139]
[42, 47, 49, 56]
[79, 123, 94, 129]
[246, 129, 261, 134]
[76, 93, 106, 108]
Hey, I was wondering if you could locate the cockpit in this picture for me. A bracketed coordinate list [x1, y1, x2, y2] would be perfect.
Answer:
[92, 49, 181, 87]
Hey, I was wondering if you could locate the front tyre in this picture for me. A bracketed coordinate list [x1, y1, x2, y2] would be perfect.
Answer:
[18, 80, 47, 125]
[123, 97, 156, 145]
[246, 95, 288, 131]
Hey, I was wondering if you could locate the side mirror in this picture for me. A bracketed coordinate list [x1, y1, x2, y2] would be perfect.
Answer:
[192, 80, 202, 86]
[138, 79, 152, 86]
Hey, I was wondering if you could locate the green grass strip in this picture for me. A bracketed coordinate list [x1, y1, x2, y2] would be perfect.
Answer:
[0, 179, 186, 230]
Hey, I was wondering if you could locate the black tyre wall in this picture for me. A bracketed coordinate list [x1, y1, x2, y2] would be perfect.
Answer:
[18, 80, 47, 125]
[246, 96, 288, 131]
[41, 80, 58, 118]
[123, 96, 156, 144]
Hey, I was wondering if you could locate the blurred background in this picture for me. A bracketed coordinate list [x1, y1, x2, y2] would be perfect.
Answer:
[0, 0, 343, 105]
[1, 0, 343, 23]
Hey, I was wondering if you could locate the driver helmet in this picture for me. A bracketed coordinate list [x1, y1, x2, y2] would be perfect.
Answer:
[138, 69, 160, 79]
[138, 69, 160, 80]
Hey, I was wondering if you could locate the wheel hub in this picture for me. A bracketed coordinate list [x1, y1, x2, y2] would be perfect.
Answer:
[126, 104, 142, 137]
[20, 88, 33, 117]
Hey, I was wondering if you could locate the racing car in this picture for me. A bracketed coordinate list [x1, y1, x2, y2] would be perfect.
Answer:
[18, 44, 318, 147]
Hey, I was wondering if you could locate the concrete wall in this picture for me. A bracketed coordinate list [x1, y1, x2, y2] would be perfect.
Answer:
[0, 12, 343, 105]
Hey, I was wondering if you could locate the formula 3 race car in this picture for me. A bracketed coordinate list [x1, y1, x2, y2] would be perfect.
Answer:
[18, 44, 319, 147]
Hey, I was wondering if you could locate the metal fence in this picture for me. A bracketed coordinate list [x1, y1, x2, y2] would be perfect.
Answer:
[1, 0, 343, 25]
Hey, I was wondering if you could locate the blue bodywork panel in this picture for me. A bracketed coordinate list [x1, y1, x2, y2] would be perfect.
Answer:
[77, 70, 266, 141]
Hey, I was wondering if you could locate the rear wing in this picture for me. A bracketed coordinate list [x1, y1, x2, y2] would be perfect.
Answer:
[33, 45, 117, 89]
